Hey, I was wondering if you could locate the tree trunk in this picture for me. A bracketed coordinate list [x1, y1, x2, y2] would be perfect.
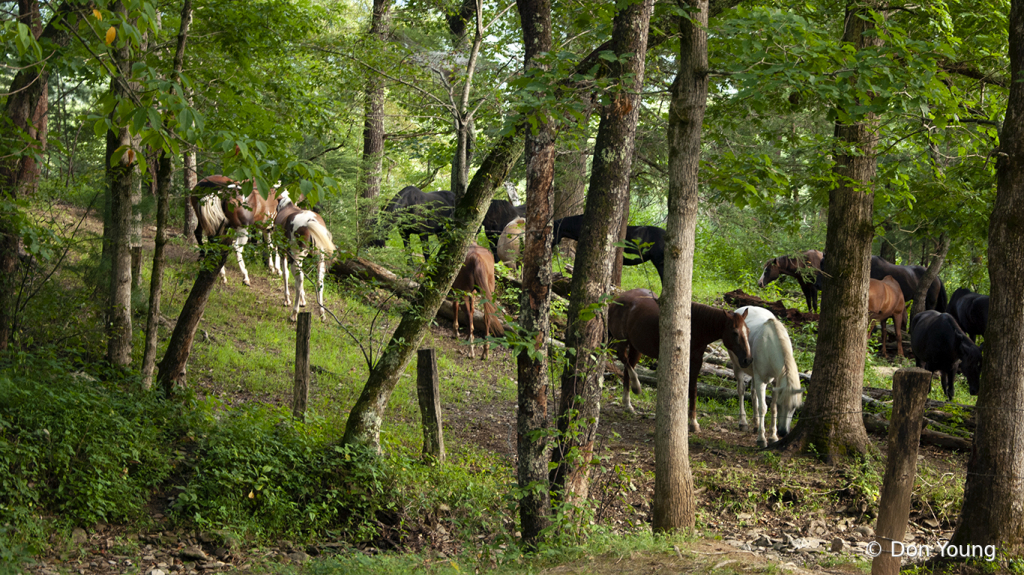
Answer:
[361, 0, 391, 203]
[183, 149, 198, 241]
[551, 0, 653, 501]
[775, 1, 879, 461]
[653, 0, 707, 533]
[909, 233, 949, 317]
[342, 131, 523, 452]
[611, 200, 629, 287]
[949, 0, 1024, 551]
[142, 152, 172, 388]
[553, 111, 591, 220]
[515, 0, 555, 547]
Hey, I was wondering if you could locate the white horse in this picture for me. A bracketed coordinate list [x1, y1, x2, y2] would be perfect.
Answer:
[727, 306, 803, 448]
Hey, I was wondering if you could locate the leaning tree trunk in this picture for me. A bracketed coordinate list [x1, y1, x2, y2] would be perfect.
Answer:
[342, 131, 523, 452]
[949, 0, 1024, 552]
[141, 152, 172, 387]
[361, 0, 391, 204]
[775, 1, 878, 461]
[515, 0, 556, 548]
[550, 0, 653, 502]
[653, 0, 707, 533]
[909, 233, 949, 317]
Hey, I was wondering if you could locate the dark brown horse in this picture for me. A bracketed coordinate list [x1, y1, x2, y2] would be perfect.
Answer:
[757, 250, 824, 313]
[868, 276, 906, 358]
[608, 289, 753, 431]
[451, 244, 504, 359]
[275, 190, 336, 322]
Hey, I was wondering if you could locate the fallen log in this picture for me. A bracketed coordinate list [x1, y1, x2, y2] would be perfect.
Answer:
[863, 412, 972, 452]
[863, 387, 976, 416]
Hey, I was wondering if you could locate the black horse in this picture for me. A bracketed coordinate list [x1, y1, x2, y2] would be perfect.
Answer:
[869, 256, 947, 313]
[910, 310, 982, 400]
[367, 185, 457, 262]
[551, 215, 666, 281]
[481, 200, 526, 254]
[947, 288, 989, 343]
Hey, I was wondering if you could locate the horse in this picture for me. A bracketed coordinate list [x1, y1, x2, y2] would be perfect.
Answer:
[727, 306, 803, 447]
[496, 217, 525, 272]
[367, 185, 457, 263]
[482, 200, 526, 254]
[450, 244, 504, 359]
[910, 310, 983, 400]
[275, 189, 336, 322]
[868, 276, 906, 358]
[947, 288, 989, 343]
[190, 175, 258, 285]
[757, 250, 824, 313]
[870, 255, 947, 313]
[552, 215, 667, 281]
[607, 289, 753, 430]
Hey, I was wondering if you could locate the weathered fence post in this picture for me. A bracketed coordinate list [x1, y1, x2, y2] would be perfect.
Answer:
[293, 312, 311, 421]
[872, 367, 933, 575]
[417, 348, 445, 462]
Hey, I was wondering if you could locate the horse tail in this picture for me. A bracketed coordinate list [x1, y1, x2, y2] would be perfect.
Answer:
[769, 319, 802, 392]
[304, 219, 336, 255]
[476, 266, 504, 337]
[936, 280, 948, 313]
[199, 196, 226, 237]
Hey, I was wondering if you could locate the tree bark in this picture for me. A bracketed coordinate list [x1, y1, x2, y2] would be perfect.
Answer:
[653, 0, 707, 533]
[342, 130, 523, 452]
[775, 1, 878, 461]
[361, 0, 391, 203]
[141, 152, 171, 387]
[515, 0, 555, 547]
[949, 0, 1024, 552]
[909, 233, 949, 317]
[551, 0, 653, 501]
[183, 149, 198, 242]
[553, 112, 591, 220]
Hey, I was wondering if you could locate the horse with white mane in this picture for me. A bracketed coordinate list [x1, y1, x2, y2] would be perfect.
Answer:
[728, 305, 803, 448]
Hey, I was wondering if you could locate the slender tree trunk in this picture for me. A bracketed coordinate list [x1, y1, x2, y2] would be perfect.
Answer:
[949, 0, 1024, 551]
[342, 131, 523, 452]
[551, 0, 653, 501]
[142, 153, 171, 387]
[553, 108, 592, 221]
[515, 0, 555, 547]
[183, 149, 198, 241]
[909, 233, 949, 317]
[653, 0, 707, 532]
[775, 1, 878, 461]
[362, 0, 391, 203]
[611, 200, 629, 287]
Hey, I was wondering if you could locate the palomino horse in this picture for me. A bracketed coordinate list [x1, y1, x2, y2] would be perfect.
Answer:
[367, 185, 456, 263]
[496, 217, 525, 272]
[451, 244, 504, 359]
[552, 216, 667, 282]
[757, 250, 824, 313]
[911, 310, 983, 400]
[275, 190, 336, 322]
[607, 289, 753, 431]
[870, 255, 947, 312]
[947, 287, 989, 342]
[868, 275, 906, 358]
[728, 306, 803, 447]
[482, 200, 526, 255]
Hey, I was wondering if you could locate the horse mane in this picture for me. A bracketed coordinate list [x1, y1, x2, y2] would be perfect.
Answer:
[762, 318, 802, 414]
[690, 303, 730, 344]
[198, 195, 226, 237]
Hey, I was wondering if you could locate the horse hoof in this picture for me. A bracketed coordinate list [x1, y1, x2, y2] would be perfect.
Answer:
[689, 421, 701, 433]
[739, 423, 749, 432]
[757, 439, 768, 448]
[243, 279, 251, 287]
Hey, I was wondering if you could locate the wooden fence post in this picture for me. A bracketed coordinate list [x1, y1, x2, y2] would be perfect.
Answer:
[871, 367, 933, 575]
[417, 348, 445, 462]
[293, 312, 311, 422]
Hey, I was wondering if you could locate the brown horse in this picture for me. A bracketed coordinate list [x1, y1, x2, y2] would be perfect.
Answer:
[274, 189, 336, 322]
[608, 289, 753, 431]
[868, 275, 905, 358]
[757, 250, 824, 313]
[451, 244, 504, 359]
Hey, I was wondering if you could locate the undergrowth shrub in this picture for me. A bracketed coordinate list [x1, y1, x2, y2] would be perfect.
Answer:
[0, 355, 183, 542]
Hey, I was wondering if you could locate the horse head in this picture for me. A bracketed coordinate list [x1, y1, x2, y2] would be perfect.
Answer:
[758, 259, 780, 288]
[957, 332, 983, 396]
[724, 308, 753, 368]
[775, 373, 803, 439]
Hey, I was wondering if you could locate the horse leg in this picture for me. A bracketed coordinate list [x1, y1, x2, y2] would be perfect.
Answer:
[316, 254, 327, 321]
[297, 254, 308, 307]
[290, 260, 304, 322]
[623, 345, 642, 414]
[768, 378, 780, 444]
[480, 294, 490, 361]
[942, 371, 954, 402]
[265, 228, 282, 276]
[730, 350, 749, 431]
[688, 349, 705, 433]
[754, 377, 769, 448]
[799, 279, 814, 313]
[452, 298, 460, 340]
[895, 312, 904, 357]
[282, 255, 292, 306]
[234, 232, 251, 286]
[466, 294, 476, 359]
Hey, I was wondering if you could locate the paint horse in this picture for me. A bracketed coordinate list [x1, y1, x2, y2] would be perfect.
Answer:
[728, 306, 803, 447]
[552, 215, 667, 282]
[367, 185, 456, 263]
[947, 288, 989, 343]
[868, 275, 906, 358]
[496, 217, 525, 273]
[757, 250, 824, 313]
[910, 310, 983, 400]
[274, 190, 336, 322]
[190, 175, 262, 285]
[450, 244, 504, 359]
[607, 289, 753, 432]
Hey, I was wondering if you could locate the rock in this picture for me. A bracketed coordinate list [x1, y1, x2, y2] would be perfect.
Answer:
[179, 547, 209, 562]
[736, 512, 753, 521]
[754, 534, 773, 547]
[287, 551, 309, 564]
[161, 534, 179, 546]
[71, 528, 88, 545]
[853, 525, 874, 539]
[806, 519, 827, 537]
[143, 555, 156, 561]
[830, 538, 848, 552]
[790, 537, 823, 551]
[148, 570, 166, 575]
[200, 561, 226, 570]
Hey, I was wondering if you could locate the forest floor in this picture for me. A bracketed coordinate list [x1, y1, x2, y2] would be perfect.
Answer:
[20, 205, 976, 575]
